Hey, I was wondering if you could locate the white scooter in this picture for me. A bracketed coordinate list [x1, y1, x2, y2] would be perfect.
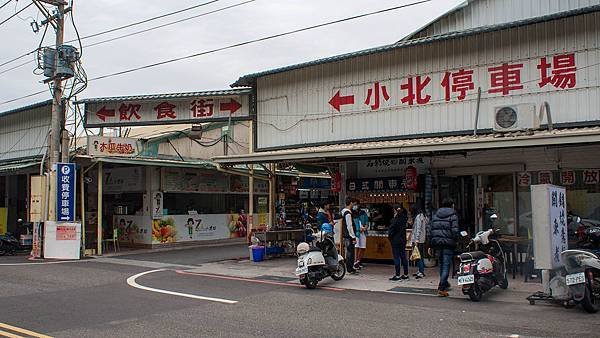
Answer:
[295, 228, 345, 289]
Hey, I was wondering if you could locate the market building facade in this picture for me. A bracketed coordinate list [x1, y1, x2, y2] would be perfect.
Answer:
[215, 0, 600, 261]
[78, 89, 272, 253]
[0, 100, 52, 236]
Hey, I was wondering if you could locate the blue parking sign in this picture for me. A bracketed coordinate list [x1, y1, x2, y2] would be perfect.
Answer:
[56, 163, 76, 222]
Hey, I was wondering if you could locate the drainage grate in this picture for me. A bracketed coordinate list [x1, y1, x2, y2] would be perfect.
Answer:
[255, 275, 296, 282]
[387, 286, 438, 295]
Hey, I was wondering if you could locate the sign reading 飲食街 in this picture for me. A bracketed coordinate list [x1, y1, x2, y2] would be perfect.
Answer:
[87, 136, 139, 157]
[56, 163, 76, 222]
[84, 94, 250, 128]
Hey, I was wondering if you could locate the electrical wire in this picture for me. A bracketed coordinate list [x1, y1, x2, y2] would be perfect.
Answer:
[69, 0, 82, 59]
[88, 0, 432, 82]
[0, 59, 33, 75]
[0, 0, 32, 27]
[83, 0, 256, 49]
[0, 0, 223, 68]
[0, 0, 12, 10]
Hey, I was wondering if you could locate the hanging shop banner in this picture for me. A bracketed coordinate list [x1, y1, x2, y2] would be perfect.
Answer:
[356, 157, 430, 178]
[56, 163, 76, 222]
[152, 192, 163, 219]
[84, 94, 250, 128]
[161, 167, 229, 193]
[104, 167, 145, 193]
[229, 176, 269, 194]
[531, 185, 567, 270]
[87, 136, 140, 157]
[347, 177, 406, 192]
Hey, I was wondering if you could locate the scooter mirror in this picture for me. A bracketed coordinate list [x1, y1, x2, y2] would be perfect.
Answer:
[576, 216, 581, 223]
[490, 214, 498, 220]
[17, 218, 23, 222]
[460, 231, 468, 237]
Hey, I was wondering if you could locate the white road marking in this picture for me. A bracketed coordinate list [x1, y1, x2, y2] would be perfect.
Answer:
[0, 260, 86, 267]
[126, 269, 238, 304]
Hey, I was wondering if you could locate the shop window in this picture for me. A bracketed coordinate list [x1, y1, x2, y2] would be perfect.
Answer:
[482, 175, 515, 235]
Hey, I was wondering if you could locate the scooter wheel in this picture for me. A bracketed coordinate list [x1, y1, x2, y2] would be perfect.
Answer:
[305, 278, 318, 289]
[529, 300, 535, 306]
[468, 286, 483, 302]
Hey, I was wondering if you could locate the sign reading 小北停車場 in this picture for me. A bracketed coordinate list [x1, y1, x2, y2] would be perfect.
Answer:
[84, 94, 250, 128]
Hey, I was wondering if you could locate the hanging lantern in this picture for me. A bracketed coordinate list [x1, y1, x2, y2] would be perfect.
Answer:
[405, 166, 418, 190]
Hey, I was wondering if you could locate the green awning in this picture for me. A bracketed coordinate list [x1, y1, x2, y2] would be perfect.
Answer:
[0, 159, 40, 174]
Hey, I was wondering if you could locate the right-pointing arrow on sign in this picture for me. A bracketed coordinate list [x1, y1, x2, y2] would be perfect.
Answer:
[328, 90, 354, 112]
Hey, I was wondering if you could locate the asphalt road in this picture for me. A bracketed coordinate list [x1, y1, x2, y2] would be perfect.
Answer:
[112, 243, 250, 266]
[1, 248, 599, 338]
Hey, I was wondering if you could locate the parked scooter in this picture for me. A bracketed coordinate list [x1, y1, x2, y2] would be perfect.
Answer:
[559, 250, 600, 312]
[0, 219, 33, 256]
[295, 224, 345, 289]
[457, 217, 509, 301]
[0, 232, 20, 256]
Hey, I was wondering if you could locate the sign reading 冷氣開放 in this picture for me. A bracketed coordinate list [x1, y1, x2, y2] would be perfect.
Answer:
[87, 136, 139, 157]
[84, 94, 250, 128]
[56, 163, 76, 222]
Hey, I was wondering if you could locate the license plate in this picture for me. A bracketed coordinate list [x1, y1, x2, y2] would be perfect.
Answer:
[295, 266, 308, 276]
[458, 274, 475, 285]
[566, 272, 585, 286]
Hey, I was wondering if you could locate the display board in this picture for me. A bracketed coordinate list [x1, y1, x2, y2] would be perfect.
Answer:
[531, 184, 568, 270]
[43, 221, 81, 259]
[104, 167, 144, 193]
[161, 167, 229, 192]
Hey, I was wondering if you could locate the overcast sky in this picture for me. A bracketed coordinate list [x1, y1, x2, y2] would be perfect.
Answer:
[0, 0, 463, 111]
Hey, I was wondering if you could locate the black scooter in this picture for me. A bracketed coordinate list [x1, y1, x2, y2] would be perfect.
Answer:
[457, 223, 508, 301]
[0, 219, 33, 256]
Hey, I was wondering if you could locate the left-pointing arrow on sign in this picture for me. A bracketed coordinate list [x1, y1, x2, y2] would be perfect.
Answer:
[96, 106, 115, 121]
[328, 90, 354, 112]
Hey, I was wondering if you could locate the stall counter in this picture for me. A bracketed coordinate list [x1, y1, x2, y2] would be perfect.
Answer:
[363, 229, 412, 261]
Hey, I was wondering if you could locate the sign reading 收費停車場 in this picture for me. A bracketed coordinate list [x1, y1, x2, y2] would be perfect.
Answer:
[84, 94, 250, 128]
[56, 163, 76, 222]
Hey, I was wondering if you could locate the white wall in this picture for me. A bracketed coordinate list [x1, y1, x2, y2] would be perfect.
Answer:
[255, 12, 600, 149]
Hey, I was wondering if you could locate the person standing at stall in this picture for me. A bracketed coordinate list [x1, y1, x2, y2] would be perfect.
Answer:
[410, 205, 428, 279]
[354, 205, 369, 270]
[316, 201, 333, 230]
[427, 198, 460, 297]
[341, 197, 358, 275]
[388, 206, 409, 281]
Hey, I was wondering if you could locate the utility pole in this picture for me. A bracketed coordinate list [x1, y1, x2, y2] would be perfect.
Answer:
[45, 0, 66, 167]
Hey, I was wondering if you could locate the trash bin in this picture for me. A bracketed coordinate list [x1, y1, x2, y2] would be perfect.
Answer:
[251, 245, 265, 262]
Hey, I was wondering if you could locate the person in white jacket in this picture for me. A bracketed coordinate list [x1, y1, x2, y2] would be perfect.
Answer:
[410, 205, 428, 279]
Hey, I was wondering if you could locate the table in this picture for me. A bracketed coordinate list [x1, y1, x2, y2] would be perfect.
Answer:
[498, 236, 530, 279]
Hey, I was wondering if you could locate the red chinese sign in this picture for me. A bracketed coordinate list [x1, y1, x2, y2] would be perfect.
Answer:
[86, 96, 248, 128]
[583, 169, 600, 185]
[518, 172, 532, 187]
[56, 225, 77, 240]
[538, 171, 553, 185]
[560, 170, 576, 185]
[88, 136, 139, 158]
[327, 53, 578, 112]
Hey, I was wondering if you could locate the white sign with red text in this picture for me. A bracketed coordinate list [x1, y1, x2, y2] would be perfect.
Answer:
[87, 136, 140, 157]
[84, 95, 250, 127]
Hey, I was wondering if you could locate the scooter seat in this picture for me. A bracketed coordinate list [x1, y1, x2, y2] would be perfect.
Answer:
[460, 251, 487, 261]
[308, 246, 322, 253]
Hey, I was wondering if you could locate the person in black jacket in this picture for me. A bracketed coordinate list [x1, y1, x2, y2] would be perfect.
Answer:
[388, 206, 409, 281]
[427, 198, 460, 297]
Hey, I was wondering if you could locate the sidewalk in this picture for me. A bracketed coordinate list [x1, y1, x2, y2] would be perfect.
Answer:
[184, 256, 543, 304]
[96, 238, 248, 258]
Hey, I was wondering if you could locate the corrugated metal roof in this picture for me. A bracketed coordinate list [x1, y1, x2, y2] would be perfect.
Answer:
[0, 157, 41, 174]
[231, 4, 600, 87]
[77, 88, 252, 104]
[0, 100, 52, 118]
[398, 0, 470, 42]
[213, 127, 600, 164]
